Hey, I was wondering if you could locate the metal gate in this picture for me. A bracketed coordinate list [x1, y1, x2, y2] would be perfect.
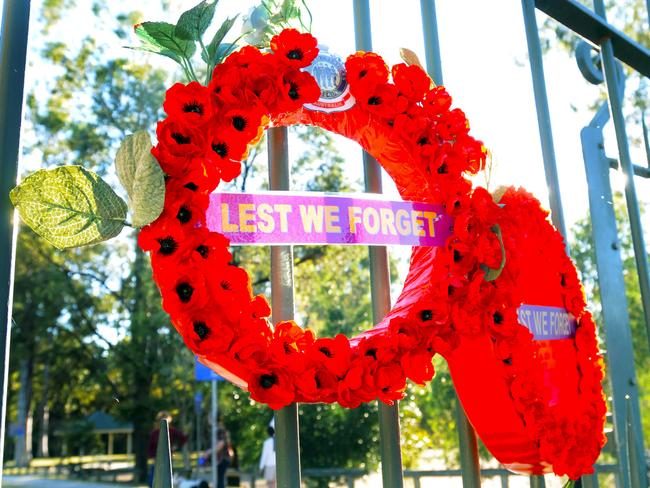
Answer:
[1, 0, 649, 487]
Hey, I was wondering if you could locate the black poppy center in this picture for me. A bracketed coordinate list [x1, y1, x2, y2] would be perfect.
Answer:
[177, 206, 192, 224]
[196, 245, 209, 258]
[193, 321, 209, 340]
[232, 116, 247, 131]
[437, 163, 448, 174]
[171, 132, 191, 145]
[288, 83, 300, 100]
[212, 142, 228, 158]
[260, 373, 278, 389]
[453, 249, 462, 262]
[176, 282, 194, 303]
[183, 102, 203, 114]
[368, 96, 381, 105]
[493, 311, 504, 325]
[287, 49, 303, 60]
[365, 348, 377, 360]
[359, 69, 368, 78]
[420, 310, 433, 322]
[418, 137, 429, 146]
[184, 182, 198, 191]
[220, 280, 231, 291]
[157, 236, 178, 256]
[319, 347, 333, 358]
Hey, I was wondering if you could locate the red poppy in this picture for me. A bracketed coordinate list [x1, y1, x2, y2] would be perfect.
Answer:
[375, 363, 406, 404]
[423, 86, 452, 117]
[188, 228, 232, 270]
[249, 367, 295, 410]
[277, 69, 320, 112]
[270, 29, 318, 68]
[208, 265, 253, 316]
[163, 81, 211, 124]
[358, 83, 408, 118]
[306, 334, 352, 378]
[337, 362, 376, 408]
[205, 124, 246, 182]
[401, 350, 435, 386]
[161, 181, 209, 228]
[345, 52, 389, 98]
[387, 317, 420, 351]
[152, 117, 205, 176]
[221, 107, 264, 146]
[173, 158, 221, 194]
[159, 263, 210, 316]
[230, 332, 270, 368]
[391, 63, 431, 102]
[177, 306, 235, 354]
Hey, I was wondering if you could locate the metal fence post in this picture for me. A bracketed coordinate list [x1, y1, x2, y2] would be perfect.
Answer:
[581, 119, 645, 488]
[268, 126, 301, 488]
[520, 0, 568, 241]
[152, 419, 173, 488]
[0, 0, 31, 471]
[352, 2, 404, 487]
[420, 4, 482, 487]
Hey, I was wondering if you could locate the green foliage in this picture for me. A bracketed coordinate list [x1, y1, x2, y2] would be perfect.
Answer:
[174, 0, 218, 41]
[482, 225, 506, 281]
[10, 166, 128, 249]
[115, 131, 165, 227]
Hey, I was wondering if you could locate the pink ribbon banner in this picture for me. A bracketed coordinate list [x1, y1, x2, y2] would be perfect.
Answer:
[206, 192, 453, 247]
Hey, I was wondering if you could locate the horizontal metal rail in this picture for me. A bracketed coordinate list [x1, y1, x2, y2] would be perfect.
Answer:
[535, 0, 650, 77]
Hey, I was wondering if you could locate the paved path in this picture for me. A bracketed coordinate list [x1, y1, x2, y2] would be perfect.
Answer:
[2, 475, 145, 487]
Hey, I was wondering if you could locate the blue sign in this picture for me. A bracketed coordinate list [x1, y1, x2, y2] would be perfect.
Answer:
[195, 357, 225, 382]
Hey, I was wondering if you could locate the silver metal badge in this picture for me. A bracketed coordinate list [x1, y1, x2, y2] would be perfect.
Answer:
[303, 47, 355, 113]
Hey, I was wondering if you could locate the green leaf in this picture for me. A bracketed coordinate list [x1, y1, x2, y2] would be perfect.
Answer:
[10, 166, 128, 249]
[115, 131, 165, 228]
[203, 15, 238, 64]
[135, 21, 197, 60]
[482, 224, 506, 281]
[175, 0, 218, 41]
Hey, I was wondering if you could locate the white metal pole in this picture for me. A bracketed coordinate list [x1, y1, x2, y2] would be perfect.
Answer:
[211, 379, 218, 487]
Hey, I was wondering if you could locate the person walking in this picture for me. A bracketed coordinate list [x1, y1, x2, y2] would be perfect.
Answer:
[258, 424, 276, 488]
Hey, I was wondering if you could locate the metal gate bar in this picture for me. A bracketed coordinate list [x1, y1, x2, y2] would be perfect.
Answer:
[419, 3, 482, 486]
[268, 126, 302, 488]
[521, 0, 568, 239]
[0, 0, 32, 472]
[352, 2, 405, 487]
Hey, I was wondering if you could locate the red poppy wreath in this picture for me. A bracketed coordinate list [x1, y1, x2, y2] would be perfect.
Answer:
[136, 29, 606, 479]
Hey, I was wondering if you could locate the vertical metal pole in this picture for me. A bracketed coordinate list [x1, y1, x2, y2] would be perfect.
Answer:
[352, 2, 404, 487]
[455, 402, 481, 487]
[520, 0, 568, 241]
[581, 121, 645, 488]
[0, 0, 31, 472]
[419, 0, 444, 85]
[268, 126, 301, 488]
[599, 21, 650, 373]
[529, 475, 546, 488]
[211, 379, 218, 488]
[152, 419, 173, 488]
[421, 3, 481, 487]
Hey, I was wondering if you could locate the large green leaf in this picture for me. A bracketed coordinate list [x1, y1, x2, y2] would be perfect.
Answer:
[203, 15, 238, 64]
[10, 166, 128, 249]
[175, 0, 218, 41]
[134, 21, 196, 60]
[115, 131, 165, 228]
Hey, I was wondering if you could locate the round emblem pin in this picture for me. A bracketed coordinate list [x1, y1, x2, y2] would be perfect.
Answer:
[303, 48, 355, 113]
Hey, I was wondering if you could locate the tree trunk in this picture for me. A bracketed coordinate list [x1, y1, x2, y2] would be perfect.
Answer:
[14, 358, 33, 467]
[35, 364, 50, 458]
